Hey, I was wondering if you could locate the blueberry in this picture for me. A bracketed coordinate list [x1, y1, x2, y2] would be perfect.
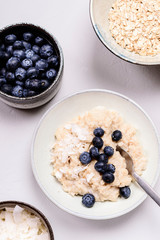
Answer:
[4, 52, 10, 61]
[0, 51, 6, 60]
[15, 80, 24, 87]
[15, 68, 26, 81]
[40, 44, 54, 58]
[82, 193, 95, 208]
[0, 77, 6, 87]
[104, 146, 114, 157]
[0, 51, 10, 61]
[35, 59, 48, 71]
[22, 41, 31, 49]
[98, 153, 108, 163]
[21, 58, 33, 69]
[26, 67, 38, 79]
[32, 45, 40, 54]
[40, 79, 50, 90]
[0, 68, 6, 76]
[102, 172, 115, 183]
[120, 186, 131, 199]
[89, 147, 99, 160]
[29, 79, 40, 90]
[5, 34, 17, 44]
[46, 68, 57, 80]
[13, 50, 25, 60]
[106, 164, 115, 173]
[1, 84, 12, 94]
[112, 130, 122, 142]
[13, 40, 23, 50]
[25, 49, 34, 59]
[39, 72, 46, 78]
[23, 89, 28, 97]
[25, 79, 40, 90]
[25, 79, 30, 88]
[27, 90, 36, 96]
[93, 127, 104, 137]
[94, 161, 107, 174]
[31, 54, 40, 63]
[0, 44, 5, 50]
[6, 72, 15, 83]
[23, 88, 36, 97]
[35, 36, 44, 46]
[11, 85, 23, 97]
[92, 137, 103, 149]
[79, 152, 92, 165]
[47, 55, 59, 67]
[6, 57, 20, 71]
[23, 32, 34, 42]
[6, 45, 13, 55]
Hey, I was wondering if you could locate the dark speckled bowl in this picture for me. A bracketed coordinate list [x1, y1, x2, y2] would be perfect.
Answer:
[0, 23, 64, 109]
[0, 200, 54, 239]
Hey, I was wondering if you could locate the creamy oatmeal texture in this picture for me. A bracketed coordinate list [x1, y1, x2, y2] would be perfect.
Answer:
[109, 0, 160, 56]
[51, 107, 147, 202]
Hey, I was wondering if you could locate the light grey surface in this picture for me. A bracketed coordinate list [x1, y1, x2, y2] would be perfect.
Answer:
[0, 0, 159, 239]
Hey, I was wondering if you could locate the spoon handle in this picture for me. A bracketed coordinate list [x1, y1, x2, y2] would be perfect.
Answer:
[133, 172, 160, 207]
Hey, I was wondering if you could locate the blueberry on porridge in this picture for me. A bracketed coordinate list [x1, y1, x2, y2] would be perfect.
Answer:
[51, 106, 147, 207]
[104, 146, 114, 157]
[98, 153, 108, 162]
[82, 193, 95, 208]
[92, 136, 104, 149]
[120, 186, 131, 199]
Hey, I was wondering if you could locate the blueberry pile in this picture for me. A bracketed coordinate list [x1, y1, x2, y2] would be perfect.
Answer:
[0, 32, 59, 97]
[80, 127, 131, 208]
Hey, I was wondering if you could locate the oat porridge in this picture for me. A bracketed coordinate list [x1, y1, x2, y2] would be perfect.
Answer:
[109, 0, 160, 56]
[51, 106, 147, 205]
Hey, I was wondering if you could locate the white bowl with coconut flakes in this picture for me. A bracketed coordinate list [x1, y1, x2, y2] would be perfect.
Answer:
[31, 89, 160, 220]
[0, 201, 54, 240]
[90, 0, 160, 65]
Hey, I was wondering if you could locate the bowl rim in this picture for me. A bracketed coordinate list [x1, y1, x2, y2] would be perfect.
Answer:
[0, 200, 54, 239]
[31, 89, 160, 220]
[0, 22, 64, 100]
[89, 0, 160, 66]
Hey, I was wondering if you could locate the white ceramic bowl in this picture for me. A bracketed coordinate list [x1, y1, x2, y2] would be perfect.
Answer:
[32, 89, 160, 220]
[90, 0, 160, 65]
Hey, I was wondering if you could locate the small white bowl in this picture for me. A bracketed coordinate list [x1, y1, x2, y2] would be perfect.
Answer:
[90, 0, 160, 65]
[31, 89, 160, 220]
[0, 201, 54, 239]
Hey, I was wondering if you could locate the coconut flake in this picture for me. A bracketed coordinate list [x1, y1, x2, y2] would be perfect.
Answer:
[64, 124, 72, 130]
[71, 124, 88, 141]
[86, 173, 94, 183]
[73, 166, 88, 174]
[13, 205, 24, 223]
[55, 171, 62, 179]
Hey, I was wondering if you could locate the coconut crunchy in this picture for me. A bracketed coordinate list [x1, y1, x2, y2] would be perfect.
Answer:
[0, 205, 49, 240]
[109, 0, 160, 56]
[51, 107, 147, 202]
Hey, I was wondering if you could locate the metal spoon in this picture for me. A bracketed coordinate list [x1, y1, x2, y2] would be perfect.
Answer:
[116, 145, 160, 206]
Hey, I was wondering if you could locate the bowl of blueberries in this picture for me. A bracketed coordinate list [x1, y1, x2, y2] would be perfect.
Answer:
[0, 23, 64, 109]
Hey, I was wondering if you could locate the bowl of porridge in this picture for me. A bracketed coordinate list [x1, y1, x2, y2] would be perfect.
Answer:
[32, 89, 160, 219]
[90, 0, 160, 65]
